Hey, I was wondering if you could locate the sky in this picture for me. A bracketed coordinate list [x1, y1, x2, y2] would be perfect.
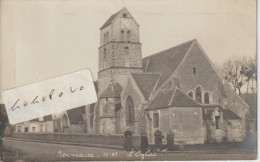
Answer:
[0, 0, 256, 102]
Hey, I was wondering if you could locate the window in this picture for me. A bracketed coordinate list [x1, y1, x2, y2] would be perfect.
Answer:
[25, 127, 28, 132]
[215, 116, 220, 129]
[193, 67, 196, 74]
[121, 30, 124, 42]
[195, 86, 202, 103]
[127, 31, 131, 42]
[126, 96, 134, 125]
[103, 48, 107, 60]
[106, 32, 109, 43]
[32, 127, 36, 132]
[123, 13, 127, 18]
[40, 125, 43, 131]
[124, 46, 129, 55]
[106, 97, 108, 102]
[204, 92, 210, 104]
[188, 91, 193, 98]
[104, 33, 106, 43]
[17, 126, 22, 132]
[90, 106, 94, 128]
[153, 113, 159, 128]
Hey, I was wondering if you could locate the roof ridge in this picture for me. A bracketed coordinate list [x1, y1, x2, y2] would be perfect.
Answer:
[143, 39, 196, 60]
[169, 88, 177, 106]
[149, 73, 162, 100]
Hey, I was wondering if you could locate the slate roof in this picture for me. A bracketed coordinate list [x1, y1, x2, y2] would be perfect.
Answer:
[146, 88, 202, 110]
[131, 73, 160, 99]
[142, 40, 195, 91]
[202, 105, 241, 120]
[100, 11, 120, 30]
[100, 83, 122, 98]
[67, 106, 85, 124]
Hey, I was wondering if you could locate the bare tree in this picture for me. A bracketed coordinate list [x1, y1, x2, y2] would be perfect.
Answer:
[221, 56, 248, 96]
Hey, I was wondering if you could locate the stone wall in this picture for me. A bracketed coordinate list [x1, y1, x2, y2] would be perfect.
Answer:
[147, 107, 204, 145]
[224, 84, 249, 138]
[121, 77, 146, 134]
[11, 133, 141, 147]
[174, 42, 222, 104]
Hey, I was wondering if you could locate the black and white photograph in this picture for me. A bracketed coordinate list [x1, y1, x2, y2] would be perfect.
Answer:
[0, 0, 257, 161]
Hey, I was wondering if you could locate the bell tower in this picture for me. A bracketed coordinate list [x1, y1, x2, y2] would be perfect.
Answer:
[98, 7, 143, 96]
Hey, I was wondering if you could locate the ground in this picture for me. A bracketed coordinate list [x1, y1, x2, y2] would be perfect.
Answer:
[0, 134, 257, 161]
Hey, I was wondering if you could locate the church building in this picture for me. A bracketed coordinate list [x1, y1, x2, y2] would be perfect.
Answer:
[68, 7, 250, 145]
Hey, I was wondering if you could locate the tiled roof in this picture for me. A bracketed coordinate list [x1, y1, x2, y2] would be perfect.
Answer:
[219, 106, 241, 120]
[100, 83, 122, 98]
[100, 11, 120, 30]
[142, 40, 195, 91]
[202, 105, 241, 120]
[146, 88, 201, 110]
[67, 106, 85, 124]
[131, 73, 160, 99]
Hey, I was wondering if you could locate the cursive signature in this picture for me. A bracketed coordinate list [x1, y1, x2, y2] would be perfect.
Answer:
[9, 85, 84, 111]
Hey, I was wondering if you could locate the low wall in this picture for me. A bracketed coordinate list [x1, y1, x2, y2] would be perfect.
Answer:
[11, 133, 141, 147]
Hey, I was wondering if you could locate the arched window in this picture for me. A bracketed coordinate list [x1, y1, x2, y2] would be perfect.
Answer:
[188, 91, 194, 99]
[195, 86, 202, 103]
[127, 31, 131, 42]
[121, 30, 124, 42]
[204, 92, 210, 104]
[126, 96, 134, 125]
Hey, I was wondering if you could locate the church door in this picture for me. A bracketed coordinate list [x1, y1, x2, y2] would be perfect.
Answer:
[62, 114, 69, 133]
[126, 96, 135, 132]
[115, 103, 122, 134]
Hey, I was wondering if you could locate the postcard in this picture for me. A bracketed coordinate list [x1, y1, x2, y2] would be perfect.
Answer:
[0, 0, 257, 161]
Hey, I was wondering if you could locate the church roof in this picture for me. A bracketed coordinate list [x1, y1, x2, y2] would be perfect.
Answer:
[142, 39, 195, 91]
[100, 11, 121, 30]
[100, 7, 139, 30]
[131, 73, 160, 99]
[100, 83, 122, 98]
[67, 106, 85, 124]
[146, 88, 201, 110]
[202, 105, 241, 120]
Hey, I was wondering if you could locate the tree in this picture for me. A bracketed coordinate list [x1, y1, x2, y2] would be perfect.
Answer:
[221, 56, 248, 96]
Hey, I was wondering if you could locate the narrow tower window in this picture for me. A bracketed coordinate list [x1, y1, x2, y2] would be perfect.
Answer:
[125, 46, 129, 55]
[106, 32, 109, 43]
[103, 48, 107, 60]
[121, 30, 124, 42]
[193, 67, 196, 74]
[127, 31, 131, 42]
